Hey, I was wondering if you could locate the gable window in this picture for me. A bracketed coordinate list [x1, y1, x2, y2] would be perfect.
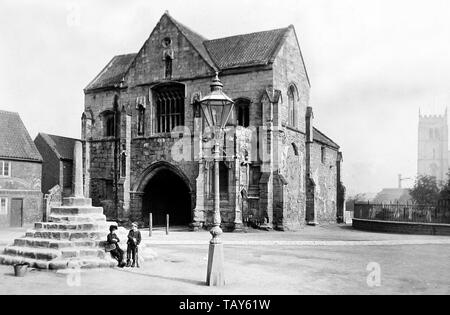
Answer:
[235, 99, 250, 127]
[137, 105, 145, 136]
[153, 84, 185, 133]
[321, 146, 326, 164]
[103, 112, 115, 137]
[0, 161, 11, 177]
[288, 85, 297, 128]
[0, 197, 7, 215]
[165, 55, 173, 79]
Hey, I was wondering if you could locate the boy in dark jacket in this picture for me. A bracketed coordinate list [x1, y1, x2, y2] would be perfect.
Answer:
[107, 225, 126, 268]
[126, 222, 142, 268]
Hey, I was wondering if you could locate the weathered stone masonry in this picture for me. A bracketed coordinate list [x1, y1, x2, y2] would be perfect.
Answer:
[81, 12, 344, 231]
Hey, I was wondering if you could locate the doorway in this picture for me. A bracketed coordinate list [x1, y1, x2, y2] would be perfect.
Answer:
[10, 198, 23, 227]
[142, 168, 191, 227]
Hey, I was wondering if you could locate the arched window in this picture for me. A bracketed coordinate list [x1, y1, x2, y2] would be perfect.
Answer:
[137, 105, 145, 136]
[165, 55, 173, 79]
[103, 112, 115, 137]
[235, 99, 250, 127]
[120, 151, 127, 178]
[288, 85, 297, 127]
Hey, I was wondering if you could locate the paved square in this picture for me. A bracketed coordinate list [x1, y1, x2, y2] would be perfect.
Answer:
[0, 225, 449, 295]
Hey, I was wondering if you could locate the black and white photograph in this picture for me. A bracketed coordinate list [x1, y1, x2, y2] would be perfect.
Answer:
[0, 0, 449, 299]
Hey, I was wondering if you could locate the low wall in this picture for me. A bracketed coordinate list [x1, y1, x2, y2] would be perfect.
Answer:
[352, 218, 450, 236]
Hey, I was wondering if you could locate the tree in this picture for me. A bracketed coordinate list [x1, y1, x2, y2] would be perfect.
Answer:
[409, 175, 440, 205]
[439, 171, 450, 200]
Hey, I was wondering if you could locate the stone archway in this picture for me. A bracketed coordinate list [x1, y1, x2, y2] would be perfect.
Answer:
[135, 162, 193, 227]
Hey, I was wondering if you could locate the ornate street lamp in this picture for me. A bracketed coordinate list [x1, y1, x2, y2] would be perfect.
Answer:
[199, 72, 234, 286]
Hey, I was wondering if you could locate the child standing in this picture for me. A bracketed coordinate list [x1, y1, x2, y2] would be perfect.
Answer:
[126, 222, 142, 268]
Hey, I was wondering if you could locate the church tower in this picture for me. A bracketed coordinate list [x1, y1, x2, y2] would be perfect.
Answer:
[418, 109, 449, 183]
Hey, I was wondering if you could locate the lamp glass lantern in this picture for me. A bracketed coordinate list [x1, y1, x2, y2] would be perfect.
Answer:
[199, 72, 234, 287]
[199, 73, 235, 130]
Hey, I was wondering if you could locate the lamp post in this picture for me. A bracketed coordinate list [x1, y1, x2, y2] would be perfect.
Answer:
[199, 72, 235, 286]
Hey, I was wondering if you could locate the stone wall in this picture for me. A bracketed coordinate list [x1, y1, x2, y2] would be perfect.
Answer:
[0, 160, 43, 227]
[273, 26, 310, 134]
[310, 142, 339, 223]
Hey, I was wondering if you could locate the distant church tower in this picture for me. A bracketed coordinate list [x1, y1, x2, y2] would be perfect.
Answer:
[418, 109, 449, 183]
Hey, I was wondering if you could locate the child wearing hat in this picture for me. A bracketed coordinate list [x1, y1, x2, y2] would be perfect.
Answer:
[106, 225, 126, 268]
[126, 222, 142, 268]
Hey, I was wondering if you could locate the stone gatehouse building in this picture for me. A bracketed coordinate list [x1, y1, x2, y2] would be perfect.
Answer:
[82, 12, 344, 231]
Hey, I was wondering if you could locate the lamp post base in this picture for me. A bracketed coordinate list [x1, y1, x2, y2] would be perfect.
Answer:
[206, 242, 225, 286]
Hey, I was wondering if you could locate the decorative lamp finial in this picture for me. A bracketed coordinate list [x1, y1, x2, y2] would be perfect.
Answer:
[210, 72, 223, 91]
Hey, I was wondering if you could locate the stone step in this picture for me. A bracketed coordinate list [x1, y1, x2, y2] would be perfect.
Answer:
[4, 246, 60, 261]
[34, 222, 111, 232]
[48, 214, 107, 223]
[25, 230, 108, 241]
[4, 244, 109, 261]
[0, 254, 117, 270]
[13, 237, 99, 249]
[61, 197, 92, 207]
[50, 206, 104, 216]
[60, 247, 108, 260]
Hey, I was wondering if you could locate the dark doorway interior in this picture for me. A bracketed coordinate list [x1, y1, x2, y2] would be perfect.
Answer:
[10, 198, 23, 227]
[142, 169, 191, 227]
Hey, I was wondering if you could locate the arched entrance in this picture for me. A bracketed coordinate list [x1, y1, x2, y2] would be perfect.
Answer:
[137, 163, 193, 227]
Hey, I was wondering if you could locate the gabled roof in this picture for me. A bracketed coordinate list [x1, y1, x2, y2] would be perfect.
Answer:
[85, 13, 308, 92]
[85, 53, 137, 91]
[313, 127, 340, 150]
[38, 133, 78, 161]
[0, 110, 42, 162]
[165, 13, 217, 71]
[204, 27, 290, 70]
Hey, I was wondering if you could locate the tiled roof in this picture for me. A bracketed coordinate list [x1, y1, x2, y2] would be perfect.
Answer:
[85, 53, 137, 91]
[86, 14, 299, 91]
[204, 28, 290, 70]
[38, 133, 78, 161]
[0, 110, 42, 162]
[313, 127, 340, 150]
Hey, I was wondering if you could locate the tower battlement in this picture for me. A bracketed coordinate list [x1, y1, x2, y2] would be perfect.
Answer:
[417, 109, 449, 183]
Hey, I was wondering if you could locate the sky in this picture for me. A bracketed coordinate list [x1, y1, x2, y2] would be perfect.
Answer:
[1, 0, 450, 196]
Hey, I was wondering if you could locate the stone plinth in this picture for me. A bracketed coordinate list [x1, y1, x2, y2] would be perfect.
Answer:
[0, 197, 117, 270]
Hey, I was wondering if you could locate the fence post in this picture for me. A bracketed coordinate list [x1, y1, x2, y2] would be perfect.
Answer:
[166, 214, 169, 235]
[149, 213, 153, 237]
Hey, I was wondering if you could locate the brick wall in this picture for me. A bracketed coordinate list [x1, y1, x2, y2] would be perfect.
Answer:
[0, 160, 42, 227]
